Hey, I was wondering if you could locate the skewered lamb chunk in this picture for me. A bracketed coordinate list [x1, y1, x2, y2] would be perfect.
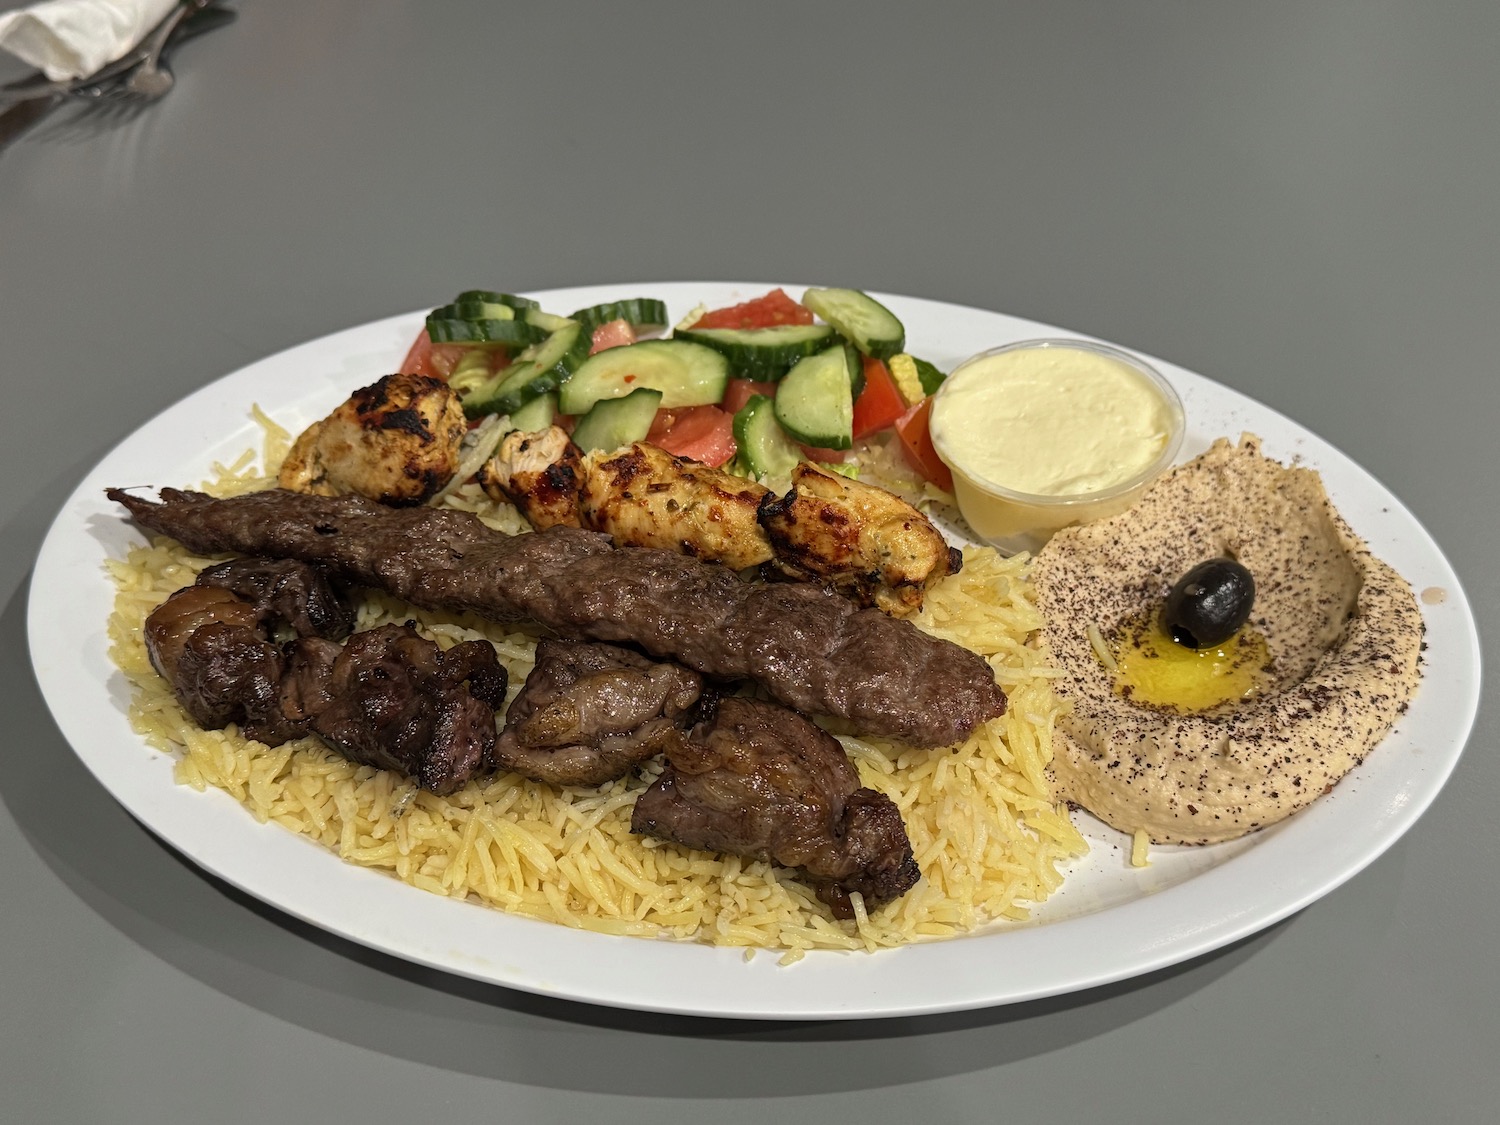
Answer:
[109, 487, 1005, 748]
[631, 695, 921, 918]
[144, 584, 306, 746]
[494, 639, 702, 787]
[292, 624, 508, 795]
[142, 558, 507, 794]
[195, 556, 354, 640]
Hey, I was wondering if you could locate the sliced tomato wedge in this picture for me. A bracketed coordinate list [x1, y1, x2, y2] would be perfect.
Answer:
[647, 405, 737, 467]
[851, 356, 907, 440]
[721, 378, 779, 416]
[694, 288, 814, 330]
[894, 397, 954, 491]
[590, 318, 637, 354]
[398, 328, 476, 380]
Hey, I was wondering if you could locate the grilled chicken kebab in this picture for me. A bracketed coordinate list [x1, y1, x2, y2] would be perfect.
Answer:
[482, 434, 961, 616]
[274, 374, 957, 615]
[110, 487, 1006, 747]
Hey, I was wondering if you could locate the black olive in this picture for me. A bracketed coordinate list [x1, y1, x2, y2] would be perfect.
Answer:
[1163, 558, 1255, 649]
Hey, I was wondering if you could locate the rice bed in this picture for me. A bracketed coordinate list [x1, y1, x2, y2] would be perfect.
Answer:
[106, 421, 1088, 960]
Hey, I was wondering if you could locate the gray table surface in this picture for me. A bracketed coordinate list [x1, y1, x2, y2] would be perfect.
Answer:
[2, 2, 1494, 1121]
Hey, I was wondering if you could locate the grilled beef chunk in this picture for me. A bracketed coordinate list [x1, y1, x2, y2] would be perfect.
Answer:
[109, 488, 1005, 747]
[142, 556, 508, 794]
[196, 557, 354, 640]
[630, 695, 920, 918]
[494, 639, 702, 788]
[144, 584, 304, 745]
[301, 624, 507, 795]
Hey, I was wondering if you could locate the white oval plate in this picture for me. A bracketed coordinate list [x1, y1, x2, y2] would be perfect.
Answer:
[28, 283, 1480, 1020]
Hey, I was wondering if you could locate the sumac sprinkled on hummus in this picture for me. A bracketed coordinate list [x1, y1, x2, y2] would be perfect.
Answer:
[1032, 435, 1424, 846]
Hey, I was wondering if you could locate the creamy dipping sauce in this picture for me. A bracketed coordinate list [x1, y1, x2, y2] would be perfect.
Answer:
[931, 343, 1176, 496]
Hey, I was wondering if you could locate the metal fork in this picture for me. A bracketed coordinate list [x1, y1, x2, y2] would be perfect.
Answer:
[0, 0, 209, 106]
[75, 0, 210, 103]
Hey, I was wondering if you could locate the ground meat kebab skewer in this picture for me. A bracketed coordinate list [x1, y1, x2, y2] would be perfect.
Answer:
[109, 487, 1006, 748]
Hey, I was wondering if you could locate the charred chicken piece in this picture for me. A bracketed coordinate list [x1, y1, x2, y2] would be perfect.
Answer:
[494, 639, 703, 787]
[300, 623, 508, 796]
[480, 435, 953, 614]
[145, 584, 309, 746]
[630, 695, 920, 918]
[578, 443, 774, 571]
[477, 425, 585, 530]
[195, 557, 354, 640]
[278, 373, 469, 506]
[758, 462, 962, 616]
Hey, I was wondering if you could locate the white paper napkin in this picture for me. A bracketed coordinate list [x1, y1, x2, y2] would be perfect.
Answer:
[0, 0, 178, 81]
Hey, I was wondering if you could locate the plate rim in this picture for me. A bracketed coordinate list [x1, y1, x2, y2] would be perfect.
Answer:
[26, 281, 1482, 1020]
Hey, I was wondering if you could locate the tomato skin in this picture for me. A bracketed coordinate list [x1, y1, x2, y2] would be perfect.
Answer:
[590, 318, 637, 354]
[647, 405, 737, 467]
[398, 329, 476, 380]
[720, 378, 779, 416]
[695, 288, 813, 330]
[797, 443, 849, 463]
[851, 357, 907, 440]
[894, 397, 954, 491]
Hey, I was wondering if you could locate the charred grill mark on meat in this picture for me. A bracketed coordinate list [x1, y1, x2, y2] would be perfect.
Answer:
[109, 487, 1006, 747]
[579, 443, 774, 572]
[142, 558, 508, 795]
[195, 557, 354, 640]
[630, 695, 921, 918]
[277, 373, 469, 506]
[494, 639, 702, 787]
[483, 435, 954, 614]
[477, 426, 586, 530]
[757, 462, 961, 616]
[293, 624, 507, 796]
[144, 584, 307, 746]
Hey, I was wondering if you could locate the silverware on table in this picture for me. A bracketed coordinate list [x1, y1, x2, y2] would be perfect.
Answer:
[0, 2, 233, 151]
[93, 0, 210, 103]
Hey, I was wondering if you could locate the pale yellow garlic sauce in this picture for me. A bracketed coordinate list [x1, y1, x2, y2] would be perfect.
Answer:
[931, 344, 1175, 496]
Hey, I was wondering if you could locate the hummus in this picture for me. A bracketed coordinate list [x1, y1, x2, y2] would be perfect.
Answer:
[1032, 435, 1424, 845]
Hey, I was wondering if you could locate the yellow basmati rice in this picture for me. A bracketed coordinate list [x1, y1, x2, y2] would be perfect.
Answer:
[105, 421, 1089, 955]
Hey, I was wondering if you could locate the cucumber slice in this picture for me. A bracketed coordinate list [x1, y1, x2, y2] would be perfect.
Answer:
[845, 343, 866, 400]
[557, 339, 729, 416]
[571, 387, 663, 453]
[508, 391, 556, 432]
[426, 306, 546, 348]
[773, 345, 857, 450]
[569, 298, 669, 334]
[461, 321, 589, 419]
[801, 288, 905, 360]
[732, 394, 803, 479]
[523, 307, 579, 336]
[442, 299, 518, 323]
[674, 323, 835, 380]
[453, 290, 538, 311]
